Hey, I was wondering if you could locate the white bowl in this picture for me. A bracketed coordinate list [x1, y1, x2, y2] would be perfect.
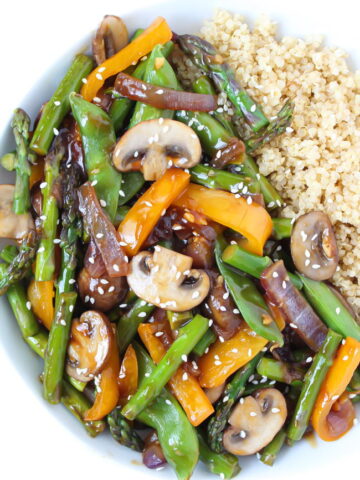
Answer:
[0, 1, 359, 479]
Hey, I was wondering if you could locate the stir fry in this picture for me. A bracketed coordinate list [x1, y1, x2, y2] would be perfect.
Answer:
[1, 14, 359, 480]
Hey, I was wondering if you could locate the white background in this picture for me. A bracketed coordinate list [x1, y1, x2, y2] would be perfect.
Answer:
[0, 1, 359, 479]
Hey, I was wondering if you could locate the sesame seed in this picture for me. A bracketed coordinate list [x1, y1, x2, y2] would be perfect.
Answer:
[267, 201, 275, 208]
[98, 66, 106, 72]
[214, 360, 222, 365]
[91, 180, 98, 186]
[208, 319, 213, 327]
[53, 238, 61, 244]
[60, 319, 66, 326]
[113, 264, 120, 272]
[240, 430, 246, 438]
[81, 78, 88, 84]
[204, 347, 209, 354]
[282, 280, 287, 289]
[93, 97, 101, 103]
[165, 399, 172, 405]
[343, 355, 349, 361]
[220, 306, 226, 312]
[119, 241, 127, 247]
[144, 201, 152, 207]
[223, 396, 229, 403]
[26, 301, 32, 310]
[53, 128, 59, 135]
[271, 407, 280, 413]
[144, 372, 150, 378]
[306, 356, 313, 363]
[286, 127, 294, 133]
[138, 311, 147, 318]
[181, 354, 188, 362]
[69, 305, 74, 313]
[305, 249, 310, 258]
[272, 272, 279, 278]
[37, 246, 45, 253]
[69, 279, 76, 285]
[233, 308, 240, 314]
[248, 348, 252, 357]
[98, 287, 105, 295]
[289, 322, 298, 329]
[250, 104, 257, 112]
[95, 73, 103, 80]
[39, 182, 47, 189]
[88, 257, 95, 264]
[219, 336, 225, 343]
[154, 245, 161, 252]
[312, 264, 321, 269]
[84, 296, 90, 303]
[332, 395, 339, 401]
[247, 196, 253, 205]
[96, 233, 104, 239]
[54, 100, 61, 106]
[100, 199, 107, 207]
[336, 307, 341, 314]
[192, 291, 200, 299]
[250, 411, 257, 417]
[300, 231, 308, 242]
[155, 331, 164, 337]
[232, 348, 238, 353]
[182, 372, 188, 381]
[119, 190, 125, 197]
[89, 297, 95, 305]
[100, 279, 109, 285]
[119, 303, 127, 308]
[108, 286, 115, 293]
[156, 89, 164, 94]
[305, 259, 311, 266]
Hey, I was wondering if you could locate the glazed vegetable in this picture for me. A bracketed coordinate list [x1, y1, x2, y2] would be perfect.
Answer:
[69, 94, 122, 222]
[174, 184, 272, 256]
[122, 314, 209, 420]
[291, 211, 339, 281]
[223, 388, 287, 455]
[193, 329, 217, 357]
[113, 119, 201, 180]
[81, 17, 172, 101]
[115, 72, 218, 111]
[92, 15, 129, 65]
[300, 276, 360, 341]
[43, 291, 78, 403]
[134, 342, 199, 480]
[118, 168, 190, 256]
[177, 34, 269, 131]
[118, 171, 145, 206]
[142, 431, 167, 469]
[197, 431, 241, 479]
[256, 357, 304, 385]
[11, 109, 33, 214]
[311, 337, 360, 441]
[261, 261, 327, 351]
[30, 54, 94, 155]
[215, 237, 283, 345]
[108, 407, 144, 452]
[27, 279, 55, 330]
[0, 185, 34, 241]
[127, 246, 210, 312]
[207, 353, 263, 452]
[287, 329, 342, 443]
[117, 298, 155, 355]
[272, 217, 293, 240]
[138, 321, 214, 426]
[259, 429, 286, 466]
[118, 344, 138, 406]
[78, 182, 129, 277]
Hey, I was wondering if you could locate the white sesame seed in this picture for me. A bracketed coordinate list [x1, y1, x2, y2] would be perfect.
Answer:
[113, 264, 120, 272]
[93, 97, 101, 103]
[53, 128, 59, 136]
[233, 308, 240, 314]
[271, 407, 280, 413]
[95, 73, 103, 80]
[248, 348, 252, 357]
[289, 322, 298, 329]
[282, 280, 287, 289]
[155, 331, 164, 337]
[69, 279, 76, 285]
[119, 303, 127, 308]
[108, 286, 115, 293]
[53, 238, 61, 244]
[343, 355, 349, 361]
[81, 78, 88, 84]
[144, 201, 152, 207]
[300, 231, 308, 242]
[332, 395, 339, 401]
[306, 356, 313, 363]
[156, 89, 164, 94]
[305, 259, 311, 266]
[54, 100, 61, 106]
[26, 301, 32, 310]
[98, 287, 105, 295]
[91, 180, 98, 187]
[286, 127, 294, 133]
[214, 360, 222, 366]
[88, 257, 95, 264]
[182, 372, 188, 381]
[165, 399, 172, 405]
[249, 411, 257, 417]
[119, 190, 125, 197]
[154, 245, 161, 252]
[100, 199, 107, 207]
[220, 306, 227, 312]
[192, 291, 200, 299]
[69, 305, 74, 313]
[208, 319, 213, 327]
[181, 354, 188, 362]
[272, 272, 279, 278]
[37, 246, 45, 253]
[312, 264, 321, 269]
[223, 396, 229, 403]
[219, 336, 225, 343]
[247, 196, 253, 205]
[60, 319, 66, 326]
[240, 430, 246, 438]
[204, 347, 209, 354]
[144, 372, 150, 378]
[138, 311, 147, 318]
[250, 104, 257, 112]
[305, 249, 310, 258]
[96, 233, 104, 239]
[89, 297, 95, 305]
[267, 201, 275, 208]
[84, 295, 90, 303]
[336, 307, 341, 315]
[39, 182, 47, 189]
[232, 348, 238, 353]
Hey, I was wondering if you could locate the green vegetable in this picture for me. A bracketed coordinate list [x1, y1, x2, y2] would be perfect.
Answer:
[287, 329, 342, 443]
[135, 342, 199, 480]
[118, 171, 145, 206]
[30, 54, 94, 155]
[167, 310, 193, 329]
[122, 315, 209, 420]
[259, 429, 286, 466]
[190, 164, 259, 193]
[207, 353, 263, 452]
[69, 92, 122, 222]
[272, 217, 293, 240]
[108, 407, 144, 452]
[197, 430, 241, 478]
[215, 237, 283, 345]
[117, 299, 155, 355]
[301, 276, 360, 341]
[0, 245, 18, 263]
[43, 291, 77, 404]
[0, 151, 16, 171]
[256, 357, 304, 386]
[114, 205, 131, 227]
[192, 328, 217, 357]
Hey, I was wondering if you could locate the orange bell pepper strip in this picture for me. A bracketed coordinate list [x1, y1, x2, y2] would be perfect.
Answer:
[311, 337, 360, 441]
[118, 344, 138, 406]
[172, 183, 272, 255]
[118, 168, 190, 256]
[198, 323, 268, 388]
[27, 279, 55, 330]
[138, 323, 214, 426]
[29, 158, 44, 189]
[81, 17, 172, 102]
[85, 334, 120, 421]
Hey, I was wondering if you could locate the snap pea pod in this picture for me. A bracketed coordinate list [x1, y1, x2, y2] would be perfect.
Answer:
[215, 236, 283, 345]
[300, 276, 360, 341]
[129, 43, 179, 128]
[30, 54, 94, 155]
[134, 342, 199, 480]
[259, 429, 286, 466]
[193, 328, 217, 357]
[190, 164, 259, 193]
[256, 357, 305, 386]
[197, 430, 241, 479]
[43, 291, 77, 404]
[118, 171, 145, 206]
[69, 92, 122, 221]
[272, 217, 293, 240]
[207, 352, 263, 452]
[122, 315, 209, 420]
[192, 75, 236, 135]
[350, 369, 360, 390]
[222, 243, 303, 290]
[114, 205, 130, 227]
[117, 298, 155, 355]
[287, 329, 342, 443]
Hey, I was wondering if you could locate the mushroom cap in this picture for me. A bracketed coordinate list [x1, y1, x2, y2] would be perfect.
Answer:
[92, 15, 129, 65]
[127, 246, 210, 312]
[223, 388, 287, 455]
[112, 119, 202, 180]
[291, 211, 338, 281]
[0, 184, 34, 240]
[204, 383, 225, 404]
[66, 310, 113, 382]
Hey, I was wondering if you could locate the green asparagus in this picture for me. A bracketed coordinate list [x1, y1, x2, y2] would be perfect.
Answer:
[272, 217, 293, 240]
[192, 329, 217, 357]
[190, 164, 259, 193]
[197, 430, 241, 478]
[259, 429, 286, 466]
[256, 357, 304, 386]
[108, 407, 144, 452]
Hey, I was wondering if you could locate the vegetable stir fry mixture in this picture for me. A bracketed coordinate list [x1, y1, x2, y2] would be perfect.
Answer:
[1, 14, 359, 479]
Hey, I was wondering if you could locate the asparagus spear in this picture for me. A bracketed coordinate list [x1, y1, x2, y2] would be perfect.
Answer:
[30, 54, 94, 155]
[256, 357, 304, 386]
[43, 291, 77, 404]
[122, 315, 209, 420]
[192, 328, 217, 357]
[69, 93, 122, 222]
[259, 429, 286, 466]
[287, 329, 342, 443]
[215, 237, 284, 345]
[300, 276, 360, 341]
[190, 164, 259, 194]
[177, 34, 269, 132]
[197, 430, 241, 478]
[0, 245, 18, 263]
[0, 230, 38, 295]
[0, 151, 16, 171]
[117, 298, 155, 355]
[108, 407, 144, 452]
[35, 135, 65, 281]
[11, 108, 33, 214]
[207, 353, 263, 452]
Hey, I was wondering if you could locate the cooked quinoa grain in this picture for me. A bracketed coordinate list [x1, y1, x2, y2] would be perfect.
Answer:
[201, 10, 360, 315]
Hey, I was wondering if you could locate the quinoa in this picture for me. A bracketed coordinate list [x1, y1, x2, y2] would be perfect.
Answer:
[201, 10, 360, 315]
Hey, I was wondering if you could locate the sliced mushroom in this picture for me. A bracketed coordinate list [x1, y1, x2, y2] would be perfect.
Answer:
[127, 246, 210, 312]
[78, 267, 128, 312]
[112, 119, 202, 180]
[66, 310, 113, 382]
[223, 388, 287, 455]
[205, 383, 225, 404]
[291, 211, 338, 280]
[92, 15, 128, 65]
[0, 184, 34, 239]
